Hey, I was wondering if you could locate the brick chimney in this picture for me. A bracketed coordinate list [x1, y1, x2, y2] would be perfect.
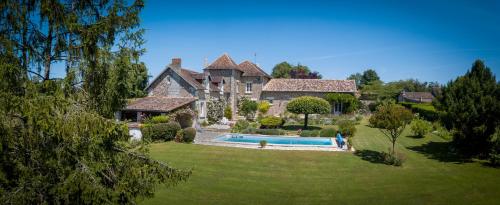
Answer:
[171, 58, 181, 69]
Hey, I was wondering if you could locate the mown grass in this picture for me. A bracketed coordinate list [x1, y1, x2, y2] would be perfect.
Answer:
[141, 118, 500, 205]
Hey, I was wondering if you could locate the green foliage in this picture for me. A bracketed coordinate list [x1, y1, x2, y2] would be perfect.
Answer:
[271, 61, 293, 78]
[173, 108, 195, 128]
[410, 118, 432, 138]
[400, 102, 438, 121]
[175, 129, 184, 142]
[142, 122, 181, 141]
[224, 106, 232, 119]
[382, 151, 406, 166]
[347, 73, 362, 87]
[231, 120, 250, 133]
[258, 101, 271, 115]
[489, 128, 500, 166]
[207, 97, 226, 124]
[145, 115, 170, 124]
[241, 128, 285, 135]
[300, 130, 320, 137]
[0, 83, 188, 204]
[361, 69, 380, 86]
[286, 96, 331, 129]
[338, 120, 357, 137]
[260, 116, 284, 129]
[238, 97, 258, 120]
[369, 103, 413, 154]
[435, 60, 500, 156]
[182, 127, 196, 143]
[320, 128, 337, 137]
[324, 93, 359, 113]
[259, 140, 268, 148]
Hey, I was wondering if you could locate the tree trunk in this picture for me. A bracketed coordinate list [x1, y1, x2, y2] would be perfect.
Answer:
[43, 23, 53, 81]
[392, 138, 396, 155]
[304, 114, 308, 130]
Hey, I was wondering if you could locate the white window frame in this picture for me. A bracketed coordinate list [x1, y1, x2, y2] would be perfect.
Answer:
[245, 82, 252, 93]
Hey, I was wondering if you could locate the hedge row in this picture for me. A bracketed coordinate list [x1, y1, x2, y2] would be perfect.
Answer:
[241, 128, 286, 135]
[399, 102, 439, 121]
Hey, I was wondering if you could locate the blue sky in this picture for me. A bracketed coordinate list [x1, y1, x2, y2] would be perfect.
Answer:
[139, 0, 500, 83]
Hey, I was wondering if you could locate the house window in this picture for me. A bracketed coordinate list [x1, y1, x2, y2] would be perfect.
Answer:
[245, 82, 252, 93]
[334, 102, 343, 113]
[167, 76, 171, 85]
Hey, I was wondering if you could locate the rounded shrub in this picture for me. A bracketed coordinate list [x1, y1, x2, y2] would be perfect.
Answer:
[410, 118, 432, 138]
[224, 106, 232, 119]
[258, 101, 271, 114]
[260, 116, 284, 129]
[174, 129, 184, 142]
[259, 140, 268, 148]
[320, 128, 336, 137]
[183, 127, 196, 143]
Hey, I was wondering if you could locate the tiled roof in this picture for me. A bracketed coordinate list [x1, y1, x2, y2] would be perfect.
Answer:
[124, 96, 197, 112]
[400, 92, 434, 100]
[239, 61, 271, 78]
[179, 68, 205, 90]
[205, 53, 243, 71]
[262, 79, 357, 93]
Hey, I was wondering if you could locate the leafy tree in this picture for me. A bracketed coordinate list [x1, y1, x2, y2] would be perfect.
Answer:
[238, 97, 258, 120]
[324, 93, 359, 113]
[286, 96, 331, 129]
[258, 101, 271, 115]
[369, 103, 413, 154]
[489, 127, 500, 166]
[271, 62, 293, 78]
[435, 60, 500, 156]
[347, 73, 362, 87]
[361, 69, 380, 86]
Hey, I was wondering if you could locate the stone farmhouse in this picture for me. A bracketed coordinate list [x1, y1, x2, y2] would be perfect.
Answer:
[121, 53, 357, 122]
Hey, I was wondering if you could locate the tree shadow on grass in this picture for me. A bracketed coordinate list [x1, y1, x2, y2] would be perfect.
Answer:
[407, 141, 472, 164]
[406, 135, 425, 139]
[281, 125, 322, 131]
[354, 150, 386, 164]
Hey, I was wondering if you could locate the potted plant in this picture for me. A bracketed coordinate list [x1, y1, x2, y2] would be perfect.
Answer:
[259, 140, 268, 148]
[347, 137, 353, 151]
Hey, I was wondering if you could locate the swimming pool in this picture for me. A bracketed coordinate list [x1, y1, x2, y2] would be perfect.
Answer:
[215, 134, 333, 146]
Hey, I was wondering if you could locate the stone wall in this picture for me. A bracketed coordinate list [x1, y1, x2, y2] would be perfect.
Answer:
[260, 91, 336, 116]
[238, 76, 268, 100]
[148, 69, 196, 98]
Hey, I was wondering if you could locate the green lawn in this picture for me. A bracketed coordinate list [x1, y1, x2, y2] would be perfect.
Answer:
[141, 118, 500, 205]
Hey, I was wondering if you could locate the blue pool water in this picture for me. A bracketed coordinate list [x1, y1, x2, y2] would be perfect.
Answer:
[216, 134, 333, 146]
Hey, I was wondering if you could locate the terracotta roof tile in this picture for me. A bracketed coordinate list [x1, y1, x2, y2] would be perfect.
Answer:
[124, 97, 196, 112]
[205, 53, 242, 71]
[400, 92, 434, 100]
[239, 61, 271, 78]
[262, 79, 357, 93]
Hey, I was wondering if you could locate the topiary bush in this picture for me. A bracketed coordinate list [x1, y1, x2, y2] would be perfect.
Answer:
[338, 120, 357, 137]
[231, 120, 250, 133]
[173, 108, 195, 128]
[320, 128, 336, 137]
[410, 117, 432, 137]
[142, 122, 181, 141]
[260, 116, 284, 129]
[183, 127, 196, 143]
[300, 130, 320, 137]
[174, 129, 184, 142]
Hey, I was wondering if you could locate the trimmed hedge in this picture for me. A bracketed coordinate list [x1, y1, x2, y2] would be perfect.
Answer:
[144, 115, 169, 124]
[183, 127, 196, 143]
[399, 102, 438, 121]
[320, 128, 336, 137]
[241, 128, 286, 135]
[260, 116, 284, 129]
[300, 130, 320, 137]
[142, 122, 181, 141]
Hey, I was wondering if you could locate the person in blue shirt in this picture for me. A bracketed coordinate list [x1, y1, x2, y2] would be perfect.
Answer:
[336, 131, 344, 148]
